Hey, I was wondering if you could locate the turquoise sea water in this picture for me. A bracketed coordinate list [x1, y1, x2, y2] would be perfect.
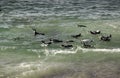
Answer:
[0, 17, 120, 78]
[0, 0, 120, 78]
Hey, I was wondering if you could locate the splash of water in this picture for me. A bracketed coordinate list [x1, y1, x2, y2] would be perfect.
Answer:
[28, 46, 120, 57]
[78, 47, 120, 53]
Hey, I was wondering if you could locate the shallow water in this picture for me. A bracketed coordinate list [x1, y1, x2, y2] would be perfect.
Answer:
[0, 18, 120, 78]
[0, 0, 120, 78]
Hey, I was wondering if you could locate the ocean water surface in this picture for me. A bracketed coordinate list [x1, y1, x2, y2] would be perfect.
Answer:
[0, 0, 120, 78]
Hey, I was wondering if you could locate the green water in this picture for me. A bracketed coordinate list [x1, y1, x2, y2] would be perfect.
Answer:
[0, 17, 120, 78]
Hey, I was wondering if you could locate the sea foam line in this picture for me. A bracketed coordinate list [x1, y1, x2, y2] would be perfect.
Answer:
[0, 46, 16, 50]
[27, 46, 120, 56]
[78, 47, 120, 53]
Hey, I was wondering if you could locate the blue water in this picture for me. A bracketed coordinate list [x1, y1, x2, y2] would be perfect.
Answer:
[0, 0, 120, 78]
[0, 0, 120, 19]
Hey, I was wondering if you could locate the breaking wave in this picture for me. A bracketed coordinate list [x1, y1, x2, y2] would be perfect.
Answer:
[27, 46, 120, 57]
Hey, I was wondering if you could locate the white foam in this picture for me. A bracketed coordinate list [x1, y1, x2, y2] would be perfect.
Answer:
[27, 48, 78, 56]
[28, 47, 120, 57]
[45, 47, 120, 55]
[0, 46, 16, 50]
[17, 61, 64, 77]
[18, 62, 42, 69]
[78, 47, 120, 53]
[44, 48, 78, 55]
[40, 43, 48, 47]
[19, 63, 31, 68]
